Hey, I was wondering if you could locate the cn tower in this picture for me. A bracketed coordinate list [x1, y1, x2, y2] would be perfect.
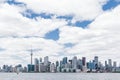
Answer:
[30, 48, 33, 65]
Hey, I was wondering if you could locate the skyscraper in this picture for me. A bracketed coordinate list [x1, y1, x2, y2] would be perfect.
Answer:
[77, 59, 82, 69]
[56, 61, 59, 68]
[105, 61, 107, 67]
[94, 56, 98, 64]
[108, 59, 112, 67]
[72, 56, 77, 69]
[94, 56, 99, 70]
[44, 56, 49, 65]
[39, 57, 42, 63]
[108, 59, 112, 72]
[34, 58, 39, 65]
[62, 57, 67, 65]
[82, 57, 87, 72]
[82, 57, 86, 66]
[113, 61, 117, 68]
[34, 58, 39, 72]
[50, 63, 56, 72]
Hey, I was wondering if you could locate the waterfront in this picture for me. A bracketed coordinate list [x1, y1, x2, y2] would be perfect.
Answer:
[0, 73, 120, 80]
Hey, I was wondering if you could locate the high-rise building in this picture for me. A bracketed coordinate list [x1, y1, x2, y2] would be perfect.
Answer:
[27, 64, 34, 72]
[87, 61, 94, 71]
[72, 56, 77, 69]
[34, 58, 39, 65]
[39, 57, 42, 63]
[39, 63, 46, 72]
[50, 63, 56, 72]
[34, 58, 39, 72]
[59, 60, 63, 72]
[113, 61, 117, 68]
[108, 59, 112, 67]
[82, 57, 87, 72]
[77, 59, 82, 69]
[82, 57, 86, 66]
[105, 61, 107, 67]
[108, 59, 112, 72]
[62, 57, 67, 65]
[69, 60, 72, 64]
[44, 56, 49, 65]
[39, 57, 42, 72]
[94, 56, 98, 64]
[94, 56, 99, 70]
[56, 61, 59, 68]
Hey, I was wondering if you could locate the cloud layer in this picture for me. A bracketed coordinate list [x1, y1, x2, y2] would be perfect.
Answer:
[16, 0, 108, 21]
[0, 0, 120, 66]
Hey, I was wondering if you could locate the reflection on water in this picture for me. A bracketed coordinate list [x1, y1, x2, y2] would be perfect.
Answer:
[0, 73, 120, 80]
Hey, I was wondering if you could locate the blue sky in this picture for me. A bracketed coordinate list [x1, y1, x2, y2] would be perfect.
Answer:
[6, 0, 120, 41]
[103, 0, 120, 10]
[0, 0, 120, 66]
[13, 0, 120, 41]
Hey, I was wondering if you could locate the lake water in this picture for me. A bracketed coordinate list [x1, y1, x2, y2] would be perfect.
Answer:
[0, 73, 120, 80]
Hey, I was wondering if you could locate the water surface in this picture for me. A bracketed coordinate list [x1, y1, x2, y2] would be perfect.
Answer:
[0, 73, 120, 80]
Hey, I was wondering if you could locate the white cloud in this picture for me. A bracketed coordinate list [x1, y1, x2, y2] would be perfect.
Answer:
[0, 3, 67, 66]
[58, 5, 120, 64]
[0, 3, 67, 38]
[0, 37, 64, 66]
[0, 0, 120, 66]
[89, 5, 120, 31]
[0, 0, 5, 3]
[16, 0, 108, 21]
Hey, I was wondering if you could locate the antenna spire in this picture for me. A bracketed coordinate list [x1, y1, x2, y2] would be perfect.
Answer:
[30, 46, 33, 65]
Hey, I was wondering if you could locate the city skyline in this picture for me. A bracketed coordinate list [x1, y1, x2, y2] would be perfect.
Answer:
[0, 55, 120, 73]
[0, 0, 120, 67]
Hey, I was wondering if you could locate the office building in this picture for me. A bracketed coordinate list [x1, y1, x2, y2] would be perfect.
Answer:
[27, 64, 34, 72]
[108, 59, 112, 67]
[50, 63, 56, 72]
[62, 57, 67, 65]
[82, 57, 86, 66]
[44, 56, 49, 66]
[72, 56, 77, 69]
[113, 61, 117, 68]
[34, 58, 39, 72]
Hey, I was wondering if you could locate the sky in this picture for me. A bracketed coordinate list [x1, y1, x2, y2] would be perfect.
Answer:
[0, 0, 120, 66]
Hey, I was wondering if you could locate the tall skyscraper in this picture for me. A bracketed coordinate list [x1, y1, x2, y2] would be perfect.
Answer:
[82, 57, 87, 72]
[44, 56, 49, 65]
[107, 59, 112, 72]
[34, 58, 39, 72]
[77, 59, 82, 69]
[113, 61, 117, 68]
[34, 58, 39, 65]
[39, 57, 42, 63]
[105, 61, 107, 67]
[94, 56, 98, 64]
[82, 57, 86, 66]
[50, 63, 56, 72]
[56, 61, 59, 68]
[62, 57, 67, 65]
[72, 56, 77, 69]
[108, 59, 112, 67]
[94, 56, 99, 70]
